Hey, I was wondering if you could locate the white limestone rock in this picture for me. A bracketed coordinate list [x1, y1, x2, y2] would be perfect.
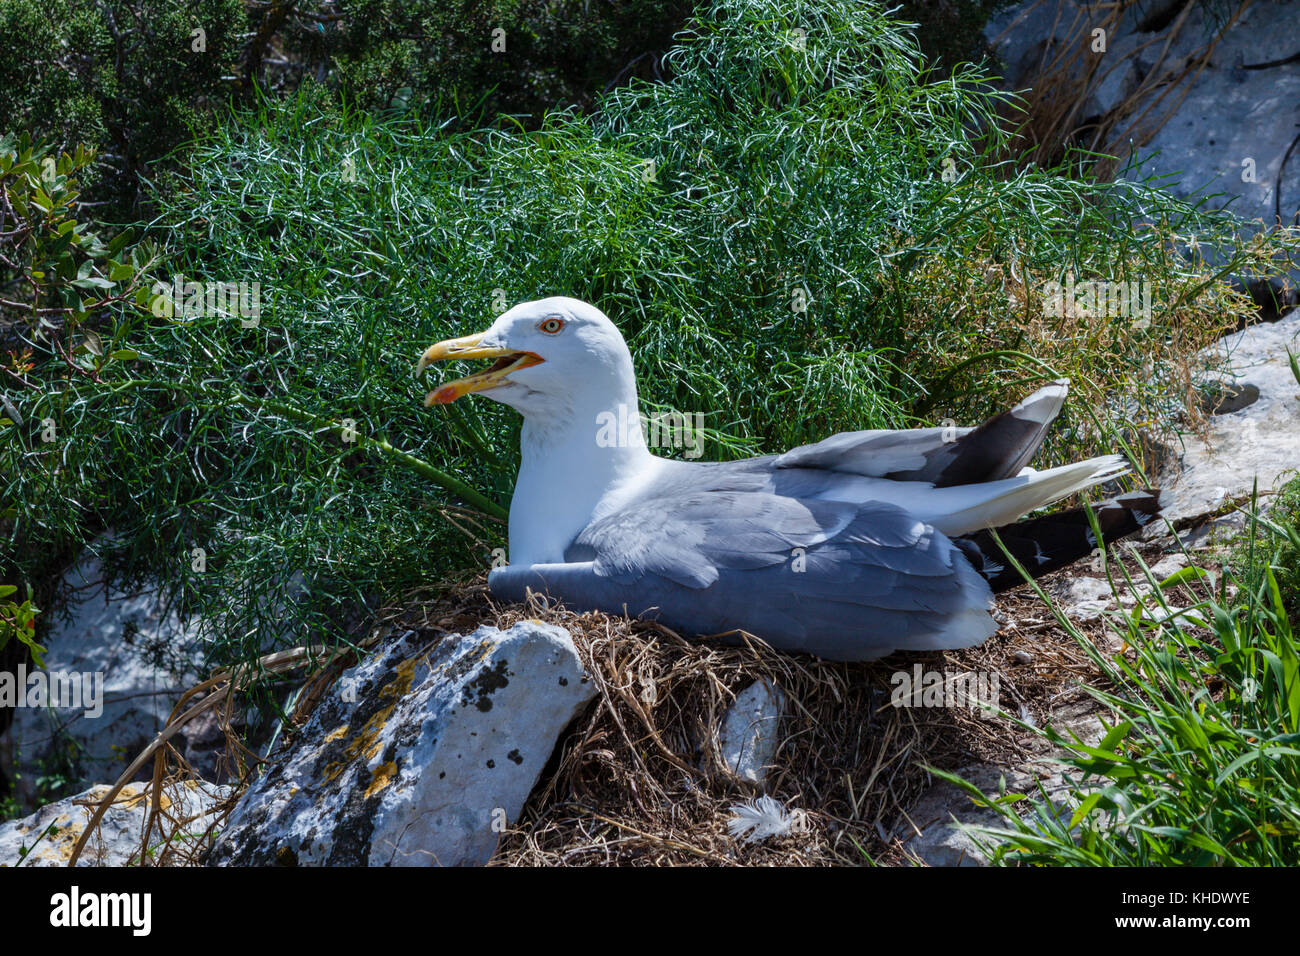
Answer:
[717, 679, 785, 786]
[207, 621, 594, 867]
[0, 780, 228, 867]
[5, 546, 205, 804]
[1159, 309, 1300, 527]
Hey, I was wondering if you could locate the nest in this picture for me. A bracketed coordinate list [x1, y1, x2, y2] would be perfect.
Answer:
[375, 576, 1106, 866]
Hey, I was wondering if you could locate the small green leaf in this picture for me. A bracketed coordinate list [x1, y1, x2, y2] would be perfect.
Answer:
[1158, 565, 1211, 590]
[71, 276, 114, 291]
[107, 228, 134, 255]
[1097, 720, 1132, 753]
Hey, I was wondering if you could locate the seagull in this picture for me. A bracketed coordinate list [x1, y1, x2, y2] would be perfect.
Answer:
[416, 297, 1160, 661]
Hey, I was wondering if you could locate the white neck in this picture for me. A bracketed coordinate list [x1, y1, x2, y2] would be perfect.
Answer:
[507, 391, 659, 566]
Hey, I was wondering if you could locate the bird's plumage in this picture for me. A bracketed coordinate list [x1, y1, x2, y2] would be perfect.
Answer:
[492, 495, 1000, 660]
[418, 297, 1160, 661]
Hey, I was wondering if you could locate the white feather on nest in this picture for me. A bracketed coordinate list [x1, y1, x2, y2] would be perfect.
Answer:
[727, 795, 806, 844]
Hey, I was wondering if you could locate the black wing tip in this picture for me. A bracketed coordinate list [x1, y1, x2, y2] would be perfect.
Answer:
[1104, 488, 1164, 523]
[956, 488, 1165, 593]
[927, 379, 1077, 488]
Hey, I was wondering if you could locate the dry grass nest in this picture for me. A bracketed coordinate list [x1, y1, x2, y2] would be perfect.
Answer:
[368, 569, 1131, 866]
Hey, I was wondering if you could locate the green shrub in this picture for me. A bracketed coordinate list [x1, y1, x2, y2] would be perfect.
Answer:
[1229, 475, 1300, 626]
[0, 0, 245, 209]
[0, 134, 162, 643]
[0, 135, 158, 317]
[305, 0, 695, 120]
[0, 584, 40, 667]
[892, 0, 1007, 68]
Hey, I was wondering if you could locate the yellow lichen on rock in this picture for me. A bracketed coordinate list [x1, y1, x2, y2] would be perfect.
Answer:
[324, 724, 350, 743]
[321, 653, 425, 784]
[364, 761, 399, 798]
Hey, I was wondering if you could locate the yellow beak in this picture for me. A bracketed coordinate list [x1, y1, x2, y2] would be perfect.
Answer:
[415, 332, 544, 406]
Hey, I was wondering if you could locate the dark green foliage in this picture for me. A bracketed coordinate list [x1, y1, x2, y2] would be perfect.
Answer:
[0, 134, 164, 675]
[0, 0, 695, 214]
[0, 0, 246, 208]
[299, 0, 695, 120]
[0, 135, 158, 318]
[893, 0, 1008, 68]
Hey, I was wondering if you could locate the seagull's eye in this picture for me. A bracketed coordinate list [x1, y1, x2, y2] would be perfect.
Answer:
[537, 317, 565, 335]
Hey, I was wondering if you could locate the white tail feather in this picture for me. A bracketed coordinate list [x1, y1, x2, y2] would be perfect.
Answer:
[818, 454, 1132, 536]
[915, 454, 1130, 536]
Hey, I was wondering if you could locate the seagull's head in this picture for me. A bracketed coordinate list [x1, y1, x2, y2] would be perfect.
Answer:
[415, 296, 636, 417]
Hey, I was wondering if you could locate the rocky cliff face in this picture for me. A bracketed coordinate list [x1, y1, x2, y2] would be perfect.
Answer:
[986, 0, 1300, 241]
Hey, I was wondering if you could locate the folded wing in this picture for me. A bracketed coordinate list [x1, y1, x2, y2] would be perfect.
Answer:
[490, 492, 997, 660]
[774, 379, 1070, 486]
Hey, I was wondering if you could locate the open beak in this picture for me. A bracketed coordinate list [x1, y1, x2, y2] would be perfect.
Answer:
[415, 332, 544, 406]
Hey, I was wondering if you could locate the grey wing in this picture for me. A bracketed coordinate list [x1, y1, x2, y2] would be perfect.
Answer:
[490, 492, 997, 661]
[773, 379, 1069, 486]
[773, 427, 972, 479]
